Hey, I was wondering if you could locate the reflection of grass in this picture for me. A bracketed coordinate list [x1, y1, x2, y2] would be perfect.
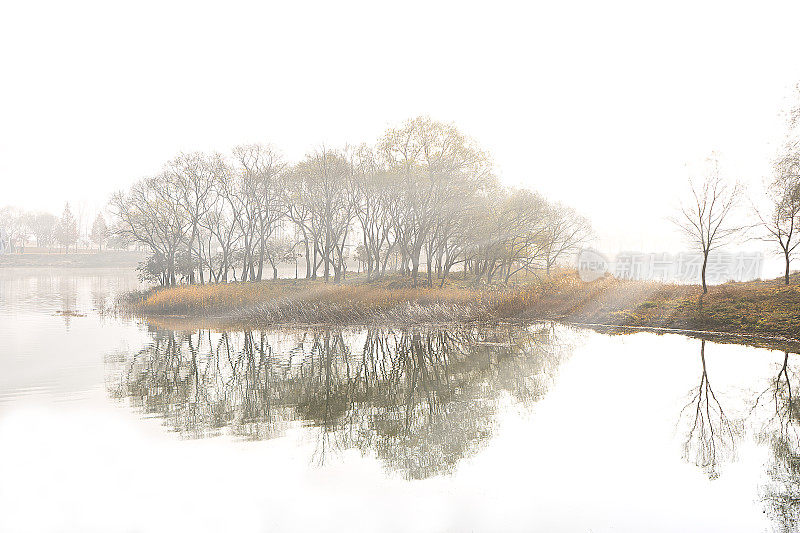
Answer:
[124, 271, 800, 340]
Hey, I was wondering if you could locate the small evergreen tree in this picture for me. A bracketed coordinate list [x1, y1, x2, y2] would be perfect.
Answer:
[55, 203, 78, 253]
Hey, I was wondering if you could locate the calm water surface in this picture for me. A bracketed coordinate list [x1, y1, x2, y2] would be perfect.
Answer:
[1, 269, 799, 532]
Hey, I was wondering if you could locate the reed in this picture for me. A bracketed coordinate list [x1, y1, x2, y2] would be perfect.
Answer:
[124, 272, 800, 340]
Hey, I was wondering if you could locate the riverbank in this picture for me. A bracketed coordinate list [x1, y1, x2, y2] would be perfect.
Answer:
[0, 251, 146, 268]
[123, 272, 800, 342]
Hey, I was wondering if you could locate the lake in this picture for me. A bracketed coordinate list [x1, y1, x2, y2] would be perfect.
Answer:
[0, 268, 797, 532]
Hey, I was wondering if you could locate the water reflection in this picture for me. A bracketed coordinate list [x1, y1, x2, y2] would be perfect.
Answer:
[107, 324, 572, 479]
[679, 340, 740, 479]
[18, 269, 800, 530]
[754, 351, 800, 532]
[673, 339, 800, 531]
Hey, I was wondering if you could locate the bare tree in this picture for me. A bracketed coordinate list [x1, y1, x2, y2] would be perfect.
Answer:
[111, 173, 189, 285]
[232, 144, 286, 281]
[347, 144, 395, 280]
[379, 116, 494, 286]
[167, 152, 221, 283]
[673, 154, 743, 293]
[293, 148, 353, 282]
[541, 204, 592, 275]
[755, 145, 800, 284]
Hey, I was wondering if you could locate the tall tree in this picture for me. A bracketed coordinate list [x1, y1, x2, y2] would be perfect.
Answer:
[90, 213, 109, 251]
[541, 203, 592, 275]
[293, 149, 353, 282]
[111, 173, 189, 285]
[232, 144, 286, 281]
[56, 203, 78, 253]
[167, 152, 221, 283]
[30, 212, 58, 249]
[756, 145, 800, 284]
[673, 154, 743, 293]
[379, 116, 493, 286]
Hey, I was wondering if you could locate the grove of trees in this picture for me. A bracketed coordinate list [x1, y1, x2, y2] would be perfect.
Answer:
[111, 117, 592, 286]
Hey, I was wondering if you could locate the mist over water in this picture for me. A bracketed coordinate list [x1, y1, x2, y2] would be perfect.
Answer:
[1, 269, 799, 531]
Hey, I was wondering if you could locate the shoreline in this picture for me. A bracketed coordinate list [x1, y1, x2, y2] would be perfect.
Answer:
[121, 273, 800, 348]
[0, 251, 146, 268]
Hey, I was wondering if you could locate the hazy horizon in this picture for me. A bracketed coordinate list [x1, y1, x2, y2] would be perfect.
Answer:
[4, 1, 800, 267]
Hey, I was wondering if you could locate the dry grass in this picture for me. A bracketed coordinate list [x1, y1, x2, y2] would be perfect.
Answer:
[124, 276, 540, 326]
[124, 271, 800, 340]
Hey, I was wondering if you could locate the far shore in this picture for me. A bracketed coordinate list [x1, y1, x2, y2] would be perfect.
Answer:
[0, 250, 146, 268]
[121, 271, 800, 347]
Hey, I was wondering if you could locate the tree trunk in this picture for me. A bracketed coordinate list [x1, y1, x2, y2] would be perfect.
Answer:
[312, 243, 319, 280]
[257, 234, 265, 281]
[323, 231, 331, 283]
[440, 263, 453, 288]
[304, 240, 311, 279]
[701, 251, 709, 294]
[426, 254, 433, 287]
[411, 255, 420, 287]
[785, 250, 791, 285]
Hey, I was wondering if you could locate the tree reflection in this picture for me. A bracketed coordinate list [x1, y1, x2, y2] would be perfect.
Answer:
[754, 351, 800, 532]
[679, 340, 739, 479]
[107, 324, 571, 478]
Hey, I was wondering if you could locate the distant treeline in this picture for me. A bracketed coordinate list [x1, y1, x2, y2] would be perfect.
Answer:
[0, 203, 117, 254]
[111, 116, 591, 287]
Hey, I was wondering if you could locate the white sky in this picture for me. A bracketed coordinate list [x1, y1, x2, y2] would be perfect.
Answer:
[2, 0, 800, 272]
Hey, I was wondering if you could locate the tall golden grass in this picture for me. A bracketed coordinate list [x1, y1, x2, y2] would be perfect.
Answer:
[124, 271, 800, 339]
[127, 276, 546, 325]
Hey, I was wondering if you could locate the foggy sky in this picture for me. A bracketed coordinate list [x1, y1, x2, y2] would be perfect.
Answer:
[3, 0, 800, 262]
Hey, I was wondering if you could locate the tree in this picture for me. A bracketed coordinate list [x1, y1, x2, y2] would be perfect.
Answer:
[347, 144, 396, 280]
[293, 149, 354, 282]
[90, 213, 109, 251]
[379, 116, 494, 286]
[232, 144, 286, 281]
[0, 206, 31, 253]
[110, 173, 189, 285]
[263, 237, 292, 280]
[541, 204, 592, 275]
[168, 152, 223, 283]
[755, 145, 800, 284]
[30, 212, 57, 249]
[673, 154, 743, 293]
[55, 203, 78, 253]
[757, 84, 800, 286]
